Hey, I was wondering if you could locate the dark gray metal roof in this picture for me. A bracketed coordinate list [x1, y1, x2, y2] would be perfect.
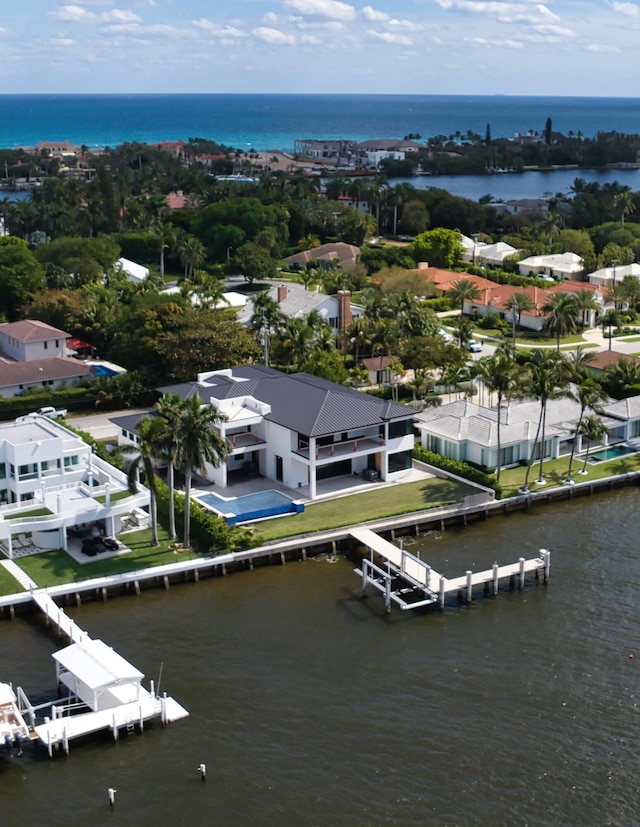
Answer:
[157, 368, 417, 438]
[110, 411, 156, 431]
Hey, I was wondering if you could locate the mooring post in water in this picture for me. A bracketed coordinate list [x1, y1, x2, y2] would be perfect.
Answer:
[439, 575, 446, 609]
[519, 557, 526, 590]
[541, 548, 551, 583]
[197, 763, 206, 781]
[492, 562, 499, 596]
[108, 788, 116, 807]
[112, 714, 118, 741]
[384, 573, 391, 613]
[466, 570, 473, 603]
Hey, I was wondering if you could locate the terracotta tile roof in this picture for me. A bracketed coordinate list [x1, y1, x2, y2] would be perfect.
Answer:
[0, 320, 70, 342]
[470, 284, 552, 318]
[588, 351, 640, 372]
[414, 268, 497, 292]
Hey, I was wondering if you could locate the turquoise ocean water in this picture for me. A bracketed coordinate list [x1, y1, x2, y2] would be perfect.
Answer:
[1, 94, 639, 152]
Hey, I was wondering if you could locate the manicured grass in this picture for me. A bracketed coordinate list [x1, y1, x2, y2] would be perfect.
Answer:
[0, 566, 23, 596]
[17, 526, 202, 589]
[253, 477, 475, 542]
[94, 490, 133, 504]
[619, 335, 640, 343]
[515, 332, 590, 346]
[498, 449, 640, 499]
[7, 507, 52, 520]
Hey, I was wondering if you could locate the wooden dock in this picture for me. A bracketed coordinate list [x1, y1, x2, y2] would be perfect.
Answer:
[351, 527, 550, 613]
[14, 591, 188, 756]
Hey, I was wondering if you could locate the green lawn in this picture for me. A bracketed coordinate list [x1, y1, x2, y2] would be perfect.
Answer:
[619, 336, 640, 343]
[17, 526, 202, 589]
[253, 477, 475, 542]
[7, 507, 52, 520]
[0, 566, 22, 596]
[498, 449, 640, 499]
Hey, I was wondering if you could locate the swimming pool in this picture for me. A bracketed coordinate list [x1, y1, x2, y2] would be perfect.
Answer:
[587, 444, 638, 463]
[195, 489, 304, 524]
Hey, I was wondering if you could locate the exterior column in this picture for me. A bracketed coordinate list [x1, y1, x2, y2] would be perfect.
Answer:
[6, 533, 12, 561]
[60, 527, 68, 551]
[310, 437, 317, 500]
[105, 482, 111, 508]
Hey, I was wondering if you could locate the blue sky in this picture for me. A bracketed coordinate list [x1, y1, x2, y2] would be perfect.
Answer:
[2, 0, 639, 96]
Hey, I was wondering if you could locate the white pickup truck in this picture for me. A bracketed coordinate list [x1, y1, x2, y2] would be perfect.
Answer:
[28, 406, 68, 420]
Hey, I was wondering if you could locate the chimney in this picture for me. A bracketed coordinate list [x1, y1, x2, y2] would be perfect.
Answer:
[417, 261, 429, 270]
[338, 289, 352, 331]
[277, 285, 287, 303]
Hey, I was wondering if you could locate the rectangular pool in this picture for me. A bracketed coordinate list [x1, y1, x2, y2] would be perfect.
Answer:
[587, 444, 638, 464]
[195, 489, 304, 524]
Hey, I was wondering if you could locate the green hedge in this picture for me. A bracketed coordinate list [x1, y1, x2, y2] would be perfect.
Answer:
[413, 444, 501, 498]
[154, 478, 257, 554]
[0, 387, 97, 422]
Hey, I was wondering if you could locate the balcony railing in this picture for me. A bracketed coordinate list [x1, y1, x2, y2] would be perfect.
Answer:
[295, 435, 386, 463]
[227, 432, 267, 452]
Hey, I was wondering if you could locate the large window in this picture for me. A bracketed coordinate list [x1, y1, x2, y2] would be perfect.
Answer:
[388, 450, 412, 473]
[388, 419, 413, 439]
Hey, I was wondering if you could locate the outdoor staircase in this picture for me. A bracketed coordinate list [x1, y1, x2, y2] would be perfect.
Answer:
[0, 559, 37, 591]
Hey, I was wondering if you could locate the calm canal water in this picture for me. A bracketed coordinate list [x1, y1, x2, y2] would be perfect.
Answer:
[1, 489, 639, 826]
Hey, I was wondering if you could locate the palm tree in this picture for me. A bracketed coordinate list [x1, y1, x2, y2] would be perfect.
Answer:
[601, 308, 621, 351]
[452, 315, 475, 349]
[571, 288, 599, 328]
[473, 352, 519, 480]
[579, 415, 609, 474]
[542, 293, 580, 350]
[504, 292, 535, 343]
[178, 234, 206, 280]
[281, 318, 314, 370]
[121, 417, 161, 547]
[446, 278, 481, 315]
[176, 396, 229, 550]
[521, 351, 570, 492]
[153, 392, 184, 540]
[155, 220, 176, 279]
[564, 377, 607, 483]
[615, 188, 635, 227]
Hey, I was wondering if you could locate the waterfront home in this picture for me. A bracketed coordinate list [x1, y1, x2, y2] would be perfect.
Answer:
[116, 366, 417, 500]
[0, 320, 93, 398]
[415, 399, 620, 468]
[518, 252, 583, 281]
[237, 284, 363, 339]
[0, 416, 148, 560]
[475, 242, 521, 267]
[115, 257, 149, 284]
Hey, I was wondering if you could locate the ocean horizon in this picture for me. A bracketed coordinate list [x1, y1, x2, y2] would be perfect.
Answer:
[1, 93, 639, 154]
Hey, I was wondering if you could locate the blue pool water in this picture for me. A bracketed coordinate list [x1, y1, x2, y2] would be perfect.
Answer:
[196, 489, 304, 524]
[91, 365, 119, 377]
[587, 445, 638, 463]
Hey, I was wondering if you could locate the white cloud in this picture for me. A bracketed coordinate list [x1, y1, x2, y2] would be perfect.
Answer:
[534, 23, 575, 35]
[362, 6, 389, 21]
[49, 5, 142, 24]
[388, 18, 423, 31]
[367, 29, 413, 45]
[50, 36, 75, 46]
[435, 0, 559, 23]
[193, 19, 247, 37]
[587, 42, 620, 52]
[281, 0, 356, 22]
[252, 26, 296, 44]
[49, 5, 95, 22]
[612, 1, 639, 16]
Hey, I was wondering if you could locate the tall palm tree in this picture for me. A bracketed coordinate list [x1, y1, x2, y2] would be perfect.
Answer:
[601, 308, 621, 351]
[178, 234, 206, 280]
[571, 288, 599, 328]
[122, 417, 161, 547]
[504, 292, 535, 343]
[521, 351, 570, 492]
[473, 352, 519, 480]
[452, 315, 475, 349]
[155, 220, 175, 279]
[615, 188, 635, 227]
[564, 376, 607, 483]
[579, 415, 609, 474]
[446, 278, 481, 316]
[176, 396, 229, 550]
[542, 293, 580, 350]
[153, 393, 184, 540]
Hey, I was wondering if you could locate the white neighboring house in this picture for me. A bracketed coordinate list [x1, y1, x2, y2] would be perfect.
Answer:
[0, 320, 93, 399]
[0, 416, 148, 560]
[116, 257, 150, 284]
[518, 252, 583, 280]
[114, 365, 417, 501]
[475, 242, 521, 267]
[160, 286, 249, 310]
[237, 284, 363, 338]
[588, 262, 640, 290]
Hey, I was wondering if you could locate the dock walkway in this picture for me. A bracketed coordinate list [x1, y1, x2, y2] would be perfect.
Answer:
[351, 527, 550, 613]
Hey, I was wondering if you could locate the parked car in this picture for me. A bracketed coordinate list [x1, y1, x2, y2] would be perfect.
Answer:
[439, 328, 453, 343]
[28, 406, 68, 420]
[468, 339, 483, 353]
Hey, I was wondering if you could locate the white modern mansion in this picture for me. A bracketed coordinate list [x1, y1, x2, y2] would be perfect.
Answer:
[0, 416, 148, 560]
[115, 366, 417, 500]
